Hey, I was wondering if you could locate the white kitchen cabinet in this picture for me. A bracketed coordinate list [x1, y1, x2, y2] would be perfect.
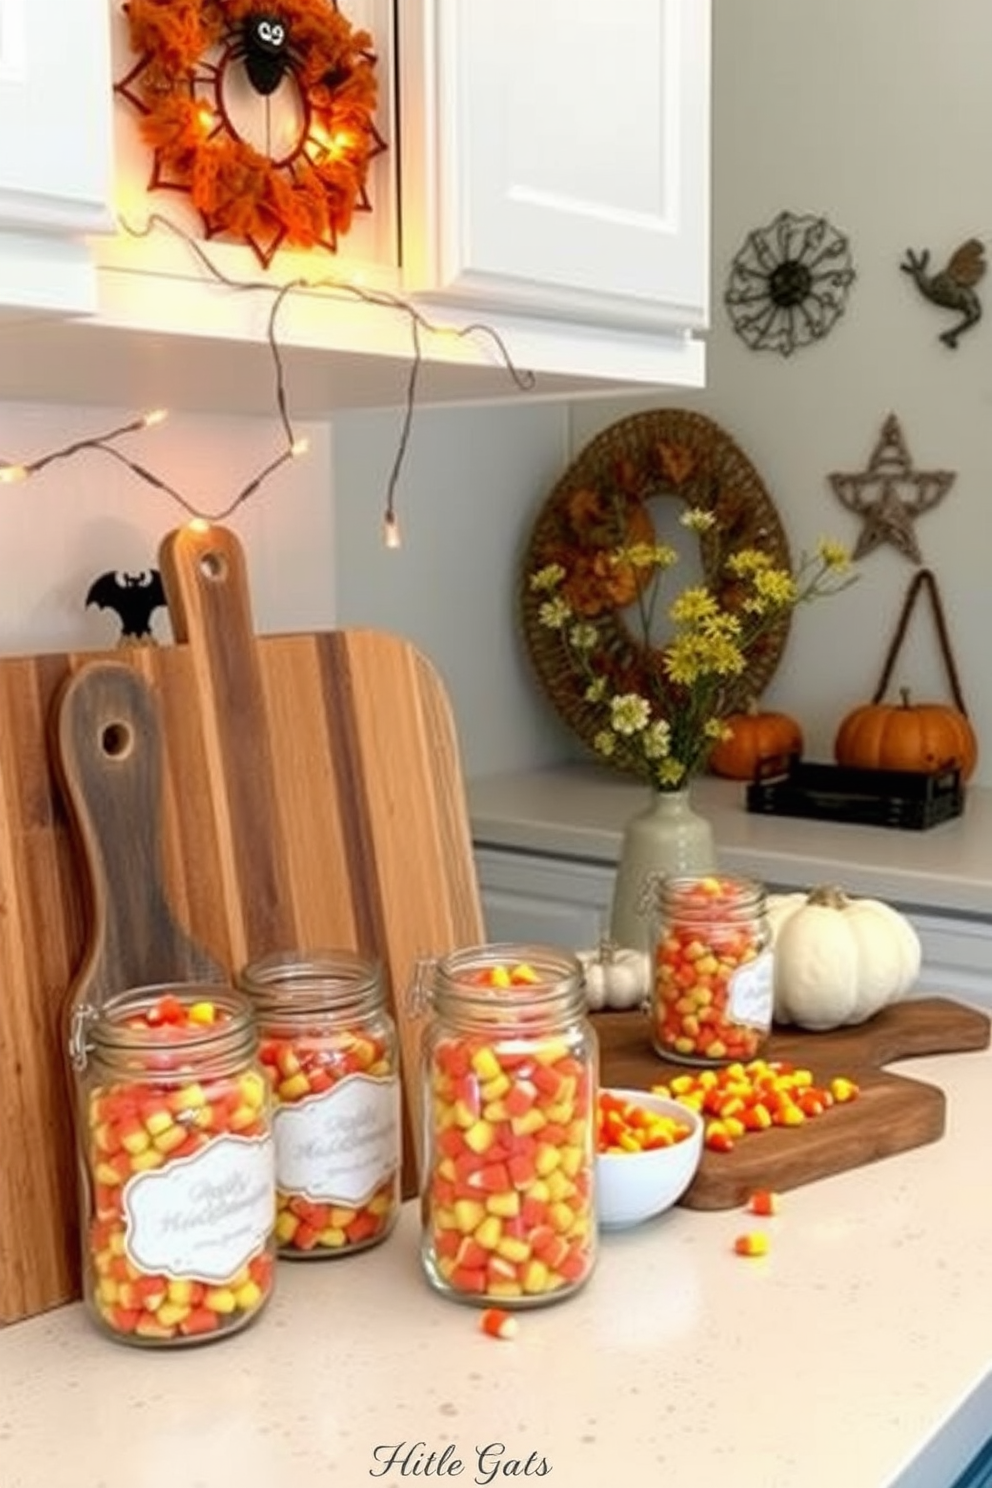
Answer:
[0, 0, 114, 316]
[0, 0, 709, 413]
[398, 0, 710, 335]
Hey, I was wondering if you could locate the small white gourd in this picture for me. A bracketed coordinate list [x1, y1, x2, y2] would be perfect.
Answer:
[578, 939, 651, 1011]
[767, 884, 921, 1031]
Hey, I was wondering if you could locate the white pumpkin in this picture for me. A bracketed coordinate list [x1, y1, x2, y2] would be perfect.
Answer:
[767, 885, 921, 1031]
[578, 940, 651, 1011]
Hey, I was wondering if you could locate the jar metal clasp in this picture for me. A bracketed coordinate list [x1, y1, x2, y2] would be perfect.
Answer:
[68, 1003, 96, 1073]
[407, 955, 438, 1017]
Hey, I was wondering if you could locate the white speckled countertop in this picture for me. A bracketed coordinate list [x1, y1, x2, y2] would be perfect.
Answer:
[467, 766, 992, 916]
[2, 1047, 990, 1488]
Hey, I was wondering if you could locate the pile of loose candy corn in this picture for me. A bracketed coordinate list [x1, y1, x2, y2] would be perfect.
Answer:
[652, 1060, 860, 1153]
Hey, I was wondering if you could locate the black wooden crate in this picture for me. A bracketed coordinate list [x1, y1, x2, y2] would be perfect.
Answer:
[745, 756, 964, 831]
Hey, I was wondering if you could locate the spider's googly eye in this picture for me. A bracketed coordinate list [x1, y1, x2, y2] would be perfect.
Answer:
[257, 20, 286, 49]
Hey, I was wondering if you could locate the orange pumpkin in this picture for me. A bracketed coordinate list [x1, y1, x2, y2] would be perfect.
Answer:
[834, 688, 978, 781]
[708, 703, 804, 780]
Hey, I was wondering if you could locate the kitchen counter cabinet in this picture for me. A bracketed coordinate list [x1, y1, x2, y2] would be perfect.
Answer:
[469, 766, 992, 1008]
[2, 1046, 991, 1488]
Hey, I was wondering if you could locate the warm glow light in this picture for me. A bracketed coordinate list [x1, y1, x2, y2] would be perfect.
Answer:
[197, 106, 215, 131]
[330, 131, 355, 157]
[383, 514, 401, 549]
[0, 463, 27, 484]
[188, 517, 211, 533]
[143, 408, 168, 428]
[291, 437, 310, 457]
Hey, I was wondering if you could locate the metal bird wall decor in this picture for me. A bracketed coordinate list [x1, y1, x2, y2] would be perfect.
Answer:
[86, 568, 167, 644]
[900, 237, 986, 348]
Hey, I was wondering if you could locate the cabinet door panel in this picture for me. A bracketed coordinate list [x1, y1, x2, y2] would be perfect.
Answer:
[422, 0, 709, 330]
[475, 848, 613, 952]
[481, 890, 601, 952]
[0, 0, 112, 234]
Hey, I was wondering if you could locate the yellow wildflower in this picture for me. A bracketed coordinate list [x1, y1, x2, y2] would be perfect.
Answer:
[669, 587, 719, 625]
[817, 538, 851, 571]
[680, 507, 717, 532]
[530, 563, 566, 592]
[610, 693, 651, 735]
[751, 568, 798, 606]
[537, 597, 571, 630]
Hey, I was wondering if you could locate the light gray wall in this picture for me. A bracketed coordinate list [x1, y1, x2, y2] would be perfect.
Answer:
[335, 0, 992, 787]
[0, 404, 334, 654]
[332, 401, 576, 777]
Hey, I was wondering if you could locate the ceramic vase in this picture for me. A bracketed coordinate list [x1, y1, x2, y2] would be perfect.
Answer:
[608, 786, 717, 954]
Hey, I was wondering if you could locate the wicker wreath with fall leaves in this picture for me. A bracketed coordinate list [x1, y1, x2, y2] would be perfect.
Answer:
[519, 409, 794, 781]
[117, 0, 385, 269]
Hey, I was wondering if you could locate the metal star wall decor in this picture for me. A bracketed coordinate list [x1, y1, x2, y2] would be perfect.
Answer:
[828, 414, 955, 564]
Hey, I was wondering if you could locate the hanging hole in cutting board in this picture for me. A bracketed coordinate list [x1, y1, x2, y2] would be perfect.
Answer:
[100, 722, 133, 759]
[199, 550, 228, 582]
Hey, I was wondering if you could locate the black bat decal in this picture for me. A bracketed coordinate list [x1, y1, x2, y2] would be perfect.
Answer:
[86, 568, 167, 642]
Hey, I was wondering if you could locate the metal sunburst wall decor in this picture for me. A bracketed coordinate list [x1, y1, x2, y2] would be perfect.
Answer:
[725, 210, 857, 356]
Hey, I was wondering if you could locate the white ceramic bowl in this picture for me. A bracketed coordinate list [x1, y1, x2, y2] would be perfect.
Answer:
[596, 1088, 704, 1230]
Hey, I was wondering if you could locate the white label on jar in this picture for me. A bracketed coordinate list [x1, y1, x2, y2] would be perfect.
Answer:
[122, 1134, 275, 1284]
[275, 1071, 400, 1206]
[727, 950, 774, 1026]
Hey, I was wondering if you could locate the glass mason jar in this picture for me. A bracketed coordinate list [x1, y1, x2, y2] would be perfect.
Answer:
[651, 875, 774, 1066]
[418, 943, 598, 1309]
[238, 949, 401, 1259]
[69, 983, 276, 1348]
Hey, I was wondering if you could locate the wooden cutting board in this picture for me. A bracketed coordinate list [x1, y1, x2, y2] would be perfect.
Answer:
[0, 523, 484, 1325]
[596, 996, 991, 1209]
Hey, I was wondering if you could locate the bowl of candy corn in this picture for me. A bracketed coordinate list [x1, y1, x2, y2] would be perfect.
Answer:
[596, 1088, 704, 1229]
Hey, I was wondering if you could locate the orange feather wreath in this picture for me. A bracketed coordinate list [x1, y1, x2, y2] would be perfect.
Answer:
[117, 0, 386, 268]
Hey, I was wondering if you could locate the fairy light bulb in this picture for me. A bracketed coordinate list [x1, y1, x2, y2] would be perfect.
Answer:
[383, 513, 401, 549]
[143, 408, 168, 428]
[188, 517, 211, 534]
[291, 437, 310, 457]
[0, 463, 27, 484]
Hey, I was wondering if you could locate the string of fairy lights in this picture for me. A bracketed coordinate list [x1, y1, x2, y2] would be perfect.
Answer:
[0, 213, 536, 546]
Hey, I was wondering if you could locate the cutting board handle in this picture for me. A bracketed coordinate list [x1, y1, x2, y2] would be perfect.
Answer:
[55, 660, 226, 1028]
[158, 523, 257, 651]
[157, 522, 299, 959]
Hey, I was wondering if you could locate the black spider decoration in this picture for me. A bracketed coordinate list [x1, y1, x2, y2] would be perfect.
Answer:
[240, 13, 292, 96]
